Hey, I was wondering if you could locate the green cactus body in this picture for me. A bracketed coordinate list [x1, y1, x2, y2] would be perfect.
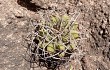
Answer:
[73, 22, 78, 30]
[57, 44, 65, 51]
[71, 30, 79, 39]
[59, 52, 65, 57]
[47, 44, 55, 53]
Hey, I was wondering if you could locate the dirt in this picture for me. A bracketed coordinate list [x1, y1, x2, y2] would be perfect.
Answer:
[0, 0, 110, 70]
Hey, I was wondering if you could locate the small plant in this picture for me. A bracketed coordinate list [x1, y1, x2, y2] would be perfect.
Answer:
[28, 12, 80, 70]
[70, 65, 73, 70]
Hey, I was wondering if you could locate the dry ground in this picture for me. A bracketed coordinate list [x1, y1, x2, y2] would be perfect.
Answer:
[0, 0, 110, 70]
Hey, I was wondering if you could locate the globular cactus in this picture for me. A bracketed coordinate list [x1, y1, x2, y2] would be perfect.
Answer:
[29, 13, 80, 70]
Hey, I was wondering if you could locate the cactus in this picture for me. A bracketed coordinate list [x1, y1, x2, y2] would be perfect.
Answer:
[57, 44, 65, 51]
[47, 44, 55, 53]
[59, 52, 65, 57]
[71, 30, 79, 39]
[29, 13, 80, 70]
